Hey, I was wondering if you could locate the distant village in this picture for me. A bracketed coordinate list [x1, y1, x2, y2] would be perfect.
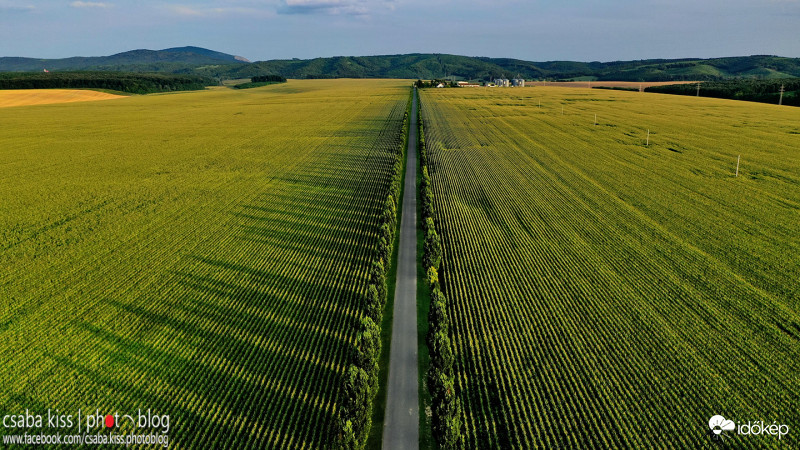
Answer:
[415, 77, 526, 88]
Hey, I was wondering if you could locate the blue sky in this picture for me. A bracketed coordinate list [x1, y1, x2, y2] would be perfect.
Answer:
[1, 0, 798, 61]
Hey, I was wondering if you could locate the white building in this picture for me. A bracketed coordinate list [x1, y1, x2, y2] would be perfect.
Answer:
[512, 78, 525, 87]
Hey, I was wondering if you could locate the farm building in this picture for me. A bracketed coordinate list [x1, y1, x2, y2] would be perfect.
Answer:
[494, 78, 510, 87]
[512, 78, 525, 87]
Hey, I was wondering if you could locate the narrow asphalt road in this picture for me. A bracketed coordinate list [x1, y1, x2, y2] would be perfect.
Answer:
[382, 89, 419, 450]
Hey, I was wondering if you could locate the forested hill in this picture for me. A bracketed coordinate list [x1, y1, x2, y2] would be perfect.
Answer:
[209, 54, 800, 81]
[2, 48, 799, 82]
[0, 46, 250, 72]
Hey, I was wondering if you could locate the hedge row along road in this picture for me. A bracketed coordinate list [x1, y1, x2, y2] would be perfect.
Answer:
[0, 79, 409, 448]
[419, 86, 800, 448]
[382, 89, 419, 450]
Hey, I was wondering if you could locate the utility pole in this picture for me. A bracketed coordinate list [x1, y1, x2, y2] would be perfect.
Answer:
[736, 155, 740, 177]
[646, 129, 650, 146]
[779, 84, 785, 106]
[594, 114, 597, 126]
[696, 83, 701, 97]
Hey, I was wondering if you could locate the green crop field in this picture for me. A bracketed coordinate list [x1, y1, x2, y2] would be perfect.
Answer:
[0, 79, 409, 448]
[419, 87, 800, 448]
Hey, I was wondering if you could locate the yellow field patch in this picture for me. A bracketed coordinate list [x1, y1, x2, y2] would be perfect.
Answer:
[420, 86, 800, 448]
[0, 89, 124, 107]
[0, 79, 410, 448]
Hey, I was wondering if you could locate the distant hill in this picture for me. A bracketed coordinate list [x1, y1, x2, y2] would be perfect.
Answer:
[1, 48, 798, 82]
[0, 46, 250, 72]
[167, 53, 800, 82]
[213, 54, 800, 82]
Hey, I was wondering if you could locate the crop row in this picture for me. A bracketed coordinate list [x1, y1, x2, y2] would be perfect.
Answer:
[418, 87, 800, 448]
[418, 92, 463, 449]
[336, 90, 412, 449]
[0, 80, 412, 449]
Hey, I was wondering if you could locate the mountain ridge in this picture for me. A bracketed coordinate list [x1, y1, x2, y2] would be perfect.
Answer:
[0, 47, 249, 72]
[1, 47, 799, 81]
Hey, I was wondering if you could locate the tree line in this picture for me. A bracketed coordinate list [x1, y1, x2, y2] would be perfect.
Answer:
[646, 78, 799, 107]
[0, 72, 213, 94]
[335, 94, 412, 449]
[414, 79, 458, 89]
[231, 75, 287, 90]
[418, 92, 463, 449]
[251, 75, 286, 83]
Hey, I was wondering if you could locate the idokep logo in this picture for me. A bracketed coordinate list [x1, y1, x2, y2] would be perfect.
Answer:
[708, 414, 790, 441]
[708, 415, 735, 437]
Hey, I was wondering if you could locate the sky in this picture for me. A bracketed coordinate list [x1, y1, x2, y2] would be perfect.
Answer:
[0, 0, 798, 62]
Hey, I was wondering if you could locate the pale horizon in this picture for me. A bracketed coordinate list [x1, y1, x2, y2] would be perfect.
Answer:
[1, 0, 798, 62]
